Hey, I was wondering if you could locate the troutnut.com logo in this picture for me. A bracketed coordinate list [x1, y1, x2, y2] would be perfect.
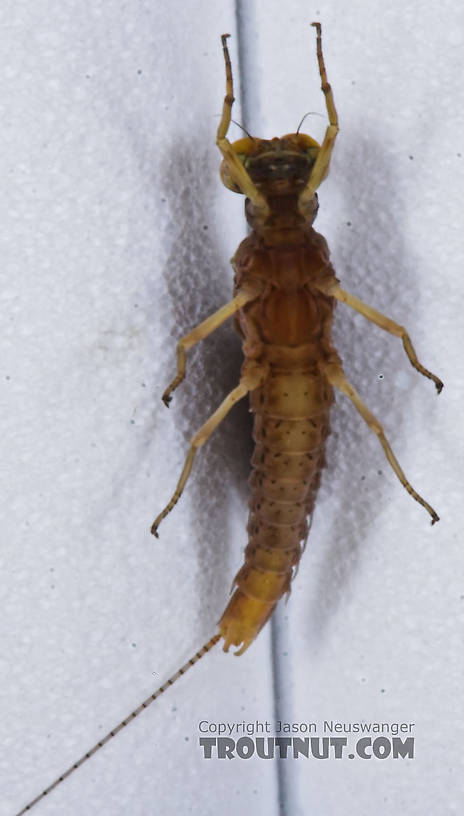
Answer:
[198, 720, 415, 760]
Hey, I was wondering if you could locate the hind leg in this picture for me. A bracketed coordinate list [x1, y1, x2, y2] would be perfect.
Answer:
[322, 361, 439, 524]
[152, 362, 267, 536]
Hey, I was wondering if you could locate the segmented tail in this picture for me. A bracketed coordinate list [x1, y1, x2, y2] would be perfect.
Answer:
[15, 634, 221, 815]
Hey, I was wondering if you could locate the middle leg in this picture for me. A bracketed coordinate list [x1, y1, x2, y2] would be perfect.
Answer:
[162, 283, 261, 406]
[316, 279, 443, 393]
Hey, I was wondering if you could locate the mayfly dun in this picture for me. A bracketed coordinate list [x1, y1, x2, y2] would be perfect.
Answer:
[14, 22, 442, 815]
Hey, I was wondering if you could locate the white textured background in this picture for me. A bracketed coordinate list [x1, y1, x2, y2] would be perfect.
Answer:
[1, 1, 463, 815]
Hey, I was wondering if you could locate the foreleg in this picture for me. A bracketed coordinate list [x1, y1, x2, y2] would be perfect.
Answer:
[300, 22, 339, 209]
[217, 35, 269, 216]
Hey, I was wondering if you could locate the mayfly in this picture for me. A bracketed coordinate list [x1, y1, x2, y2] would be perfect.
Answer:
[15, 23, 442, 815]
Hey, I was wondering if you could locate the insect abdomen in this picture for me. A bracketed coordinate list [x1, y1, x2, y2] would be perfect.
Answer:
[219, 366, 332, 653]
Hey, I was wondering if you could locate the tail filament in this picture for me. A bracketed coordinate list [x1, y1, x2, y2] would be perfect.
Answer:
[15, 634, 221, 815]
